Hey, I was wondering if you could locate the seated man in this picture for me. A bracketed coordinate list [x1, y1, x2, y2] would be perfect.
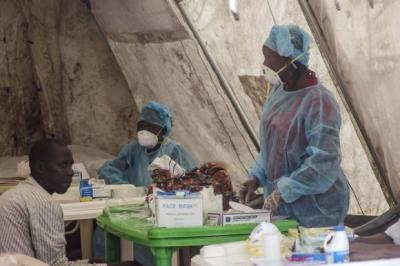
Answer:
[0, 138, 130, 266]
[351, 219, 400, 261]
[0, 138, 76, 266]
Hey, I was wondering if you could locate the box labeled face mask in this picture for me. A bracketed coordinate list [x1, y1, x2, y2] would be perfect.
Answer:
[155, 191, 203, 228]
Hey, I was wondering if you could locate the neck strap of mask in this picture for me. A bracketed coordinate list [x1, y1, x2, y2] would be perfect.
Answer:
[276, 52, 306, 74]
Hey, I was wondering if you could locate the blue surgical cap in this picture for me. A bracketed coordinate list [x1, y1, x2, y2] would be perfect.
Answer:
[264, 24, 312, 66]
[139, 101, 173, 136]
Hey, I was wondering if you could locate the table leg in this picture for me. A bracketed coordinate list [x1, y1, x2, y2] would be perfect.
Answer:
[79, 219, 93, 259]
[104, 230, 120, 262]
[120, 239, 133, 261]
[153, 247, 173, 266]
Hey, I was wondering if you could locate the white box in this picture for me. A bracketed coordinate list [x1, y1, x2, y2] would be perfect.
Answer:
[156, 193, 203, 228]
[207, 211, 271, 225]
[92, 186, 111, 198]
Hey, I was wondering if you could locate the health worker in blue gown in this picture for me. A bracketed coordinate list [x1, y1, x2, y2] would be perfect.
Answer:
[239, 24, 349, 227]
[93, 101, 198, 265]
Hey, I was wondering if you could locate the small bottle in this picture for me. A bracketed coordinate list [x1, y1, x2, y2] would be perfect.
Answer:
[79, 179, 93, 202]
[264, 231, 282, 265]
[324, 224, 349, 264]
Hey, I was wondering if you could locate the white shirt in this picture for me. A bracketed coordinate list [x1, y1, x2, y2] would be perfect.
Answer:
[0, 178, 73, 265]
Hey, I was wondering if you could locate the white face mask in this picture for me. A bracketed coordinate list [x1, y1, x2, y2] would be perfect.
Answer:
[262, 66, 282, 86]
[262, 52, 306, 86]
[137, 130, 159, 148]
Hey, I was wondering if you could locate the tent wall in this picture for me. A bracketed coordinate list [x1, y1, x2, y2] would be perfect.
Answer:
[90, 0, 388, 214]
[304, 0, 400, 206]
[0, 0, 44, 155]
[90, 0, 259, 189]
[0, 0, 137, 155]
[173, 0, 388, 215]
[0, 0, 390, 215]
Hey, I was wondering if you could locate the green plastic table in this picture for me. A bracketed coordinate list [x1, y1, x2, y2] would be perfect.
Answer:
[96, 214, 298, 266]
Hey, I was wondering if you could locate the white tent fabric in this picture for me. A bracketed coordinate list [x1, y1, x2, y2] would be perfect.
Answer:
[303, 0, 400, 205]
[0, 0, 393, 216]
[90, 0, 388, 215]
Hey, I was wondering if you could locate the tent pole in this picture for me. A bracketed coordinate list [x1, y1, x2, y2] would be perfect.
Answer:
[173, 0, 260, 152]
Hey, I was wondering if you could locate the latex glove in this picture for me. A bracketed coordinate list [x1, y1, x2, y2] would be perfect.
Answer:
[263, 189, 282, 212]
[239, 178, 260, 204]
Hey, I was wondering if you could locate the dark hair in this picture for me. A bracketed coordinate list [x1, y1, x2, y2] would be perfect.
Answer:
[29, 138, 67, 174]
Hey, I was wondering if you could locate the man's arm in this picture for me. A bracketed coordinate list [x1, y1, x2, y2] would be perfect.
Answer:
[351, 242, 400, 261]
[353, 233, 394, 244]
[29, 202, 69, 266]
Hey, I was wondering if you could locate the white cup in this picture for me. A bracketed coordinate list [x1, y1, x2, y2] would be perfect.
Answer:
[263, 232, 282, 265]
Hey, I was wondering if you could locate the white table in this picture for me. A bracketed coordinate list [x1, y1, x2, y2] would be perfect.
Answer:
[191, 241, 400, 266]
[61, 197, 145, 259]
[56, 184, 145, 260]
[192, 256, 400, 266]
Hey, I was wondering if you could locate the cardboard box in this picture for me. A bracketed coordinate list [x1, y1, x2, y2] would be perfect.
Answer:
[156, 192, 203, 228]
[92, 186, 111, 198]
[207, 211, 271, 225]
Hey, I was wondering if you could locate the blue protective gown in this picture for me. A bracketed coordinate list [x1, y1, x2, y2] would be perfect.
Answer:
[93, 138, 198, 265]
[98, 138, 198, 186]
[250, 82, 349, 227]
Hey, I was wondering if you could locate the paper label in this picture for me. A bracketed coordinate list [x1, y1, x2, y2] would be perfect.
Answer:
[326, 250, 349, 264]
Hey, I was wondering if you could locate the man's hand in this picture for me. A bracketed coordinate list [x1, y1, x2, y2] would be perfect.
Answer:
[263, 189, 281, 212]
[239, 179, 260, 204]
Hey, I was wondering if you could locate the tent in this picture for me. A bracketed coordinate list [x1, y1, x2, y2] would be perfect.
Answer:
[0, 0, 397, 220]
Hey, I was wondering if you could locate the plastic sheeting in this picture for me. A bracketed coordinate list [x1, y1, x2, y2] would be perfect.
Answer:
[303, 0, 400, 204]
[90, 0, 389, 215]
[179, 0, 387, 215]
[0, 145, 113, 180]
[0, 0, 391, 215]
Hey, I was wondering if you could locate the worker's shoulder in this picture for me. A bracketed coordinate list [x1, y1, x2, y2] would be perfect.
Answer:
[165, 138, 188, 151]
[124, 140, 140, 150]
[114, 140, 141, 156]
[306, 83, 338, 103]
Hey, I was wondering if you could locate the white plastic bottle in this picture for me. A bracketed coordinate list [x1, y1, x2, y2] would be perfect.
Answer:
[264, 231, 282, 266]
[324, 224, 349, 264]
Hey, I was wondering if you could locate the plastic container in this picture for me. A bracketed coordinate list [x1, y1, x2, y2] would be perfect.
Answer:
[324, 224, 349, 264]
[263, 231, 282, 264]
